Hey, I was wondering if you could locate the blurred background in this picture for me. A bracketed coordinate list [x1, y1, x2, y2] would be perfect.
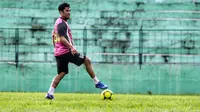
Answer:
[0, 0, 200, 94]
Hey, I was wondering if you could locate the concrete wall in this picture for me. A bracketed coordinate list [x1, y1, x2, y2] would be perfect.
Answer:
[0, 0, 200, 94]
[1, 62, 200, 94]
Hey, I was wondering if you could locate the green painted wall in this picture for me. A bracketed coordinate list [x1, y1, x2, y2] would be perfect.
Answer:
[1, 0, 200, 94]
[0, 62, 200, 94]
[0, 0, 200, 29]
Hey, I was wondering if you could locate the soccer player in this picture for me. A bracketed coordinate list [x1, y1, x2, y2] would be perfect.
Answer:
[45, 3, 108, 100]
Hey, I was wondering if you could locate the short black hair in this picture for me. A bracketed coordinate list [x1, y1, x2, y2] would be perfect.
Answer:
[58, 3, 70, 12]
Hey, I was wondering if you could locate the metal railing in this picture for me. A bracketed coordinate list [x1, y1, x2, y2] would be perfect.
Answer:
[0, 28, 200, 68]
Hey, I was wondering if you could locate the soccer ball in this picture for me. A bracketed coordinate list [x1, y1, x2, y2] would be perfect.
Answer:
[101, 89, 113, 100]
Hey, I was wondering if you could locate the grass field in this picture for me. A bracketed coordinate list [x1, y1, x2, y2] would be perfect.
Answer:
[0, 92, 200, 112]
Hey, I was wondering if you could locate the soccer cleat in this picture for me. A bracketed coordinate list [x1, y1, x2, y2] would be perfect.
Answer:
[95, 81, 108, 89]
[45, 93, 54, 100]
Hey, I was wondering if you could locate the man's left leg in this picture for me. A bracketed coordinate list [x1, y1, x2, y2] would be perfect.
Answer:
[46, 72, 66, 99]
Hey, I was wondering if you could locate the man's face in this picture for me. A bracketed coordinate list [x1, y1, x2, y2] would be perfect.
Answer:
[60, 7, 70, 20]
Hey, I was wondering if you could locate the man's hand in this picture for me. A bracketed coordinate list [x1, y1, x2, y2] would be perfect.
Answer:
[71, 47, 78, 55]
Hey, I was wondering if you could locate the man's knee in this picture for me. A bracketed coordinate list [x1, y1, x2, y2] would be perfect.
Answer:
[84, 57, 91, 65]
[58, 72, 66, 79]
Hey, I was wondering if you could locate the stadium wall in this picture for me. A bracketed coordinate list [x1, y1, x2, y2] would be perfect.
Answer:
[1, 0, 200, 94]
[0, 62, 200, 94]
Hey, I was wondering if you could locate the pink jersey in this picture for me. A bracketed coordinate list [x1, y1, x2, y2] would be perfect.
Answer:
[52, 18, 73, 56]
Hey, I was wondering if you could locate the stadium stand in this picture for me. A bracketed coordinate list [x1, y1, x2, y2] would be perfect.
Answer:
[1, 0, 200, 94]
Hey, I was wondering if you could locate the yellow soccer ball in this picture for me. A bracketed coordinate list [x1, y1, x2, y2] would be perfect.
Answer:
[101, 89, 113, 100]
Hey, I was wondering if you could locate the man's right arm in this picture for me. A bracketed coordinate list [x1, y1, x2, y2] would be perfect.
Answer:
[60, 36, 77, 55]
[60, 36, 74, 50]
[57, 22, 77, 54]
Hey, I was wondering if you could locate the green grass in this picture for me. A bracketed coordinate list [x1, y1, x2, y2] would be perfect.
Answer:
[0, 92, 200, 112]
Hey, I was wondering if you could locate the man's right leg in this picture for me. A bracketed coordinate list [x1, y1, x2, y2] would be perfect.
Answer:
[46, 72, 66, 100]
[83, 57, 108, 89]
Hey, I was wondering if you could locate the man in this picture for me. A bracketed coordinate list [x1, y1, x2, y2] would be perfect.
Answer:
[45, 3, 108, 100]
